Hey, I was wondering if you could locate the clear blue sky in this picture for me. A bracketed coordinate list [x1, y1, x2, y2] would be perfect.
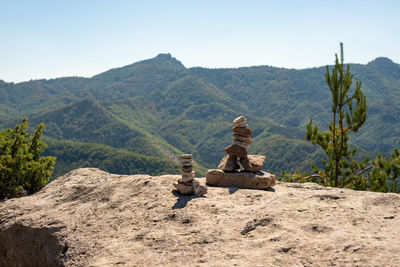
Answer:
[1, 0, 399, 82]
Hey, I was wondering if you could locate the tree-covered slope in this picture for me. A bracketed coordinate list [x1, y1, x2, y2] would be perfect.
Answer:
[42, 138, 181, 179]
[0, 77, 90, 116]
[0, 54, 399, 177]
[24, 99, 184, 160]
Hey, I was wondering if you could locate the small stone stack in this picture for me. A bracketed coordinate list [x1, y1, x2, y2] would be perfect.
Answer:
[180, 154, 195, 183]
[218, 116, 265, 172]
[173, 154, 207, 196]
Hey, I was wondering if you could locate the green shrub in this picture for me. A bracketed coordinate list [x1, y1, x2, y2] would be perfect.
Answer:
[0, 118, 55, 199]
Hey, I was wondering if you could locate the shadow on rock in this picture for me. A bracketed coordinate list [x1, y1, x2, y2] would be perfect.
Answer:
[263, 187, 275, 192]
[227, 186, 275, 194]
[229, 187, 240, 194]
[171, 190, 205, 210]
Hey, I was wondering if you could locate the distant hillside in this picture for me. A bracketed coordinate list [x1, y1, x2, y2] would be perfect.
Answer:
[26, 99, 182, 159]
[42, 139, 182, 179]
[1, 54, 399, 177]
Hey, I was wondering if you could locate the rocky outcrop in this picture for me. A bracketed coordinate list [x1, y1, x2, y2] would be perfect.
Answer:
[1, 168, 400, 266]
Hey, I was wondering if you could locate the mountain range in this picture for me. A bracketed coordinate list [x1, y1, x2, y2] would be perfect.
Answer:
[1, 53, 400, 178]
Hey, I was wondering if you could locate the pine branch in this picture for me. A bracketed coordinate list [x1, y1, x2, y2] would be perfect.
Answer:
[303, 174, 326, 186]
[341, 165, 375, 187]
[354, 165, 375, 177]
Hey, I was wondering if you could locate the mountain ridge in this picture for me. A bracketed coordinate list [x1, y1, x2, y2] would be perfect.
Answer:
[1, 54, 399, 178]
[2, 55, 399, 85]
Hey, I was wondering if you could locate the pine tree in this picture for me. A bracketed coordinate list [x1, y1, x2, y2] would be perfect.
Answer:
[305, 43, 368, 188]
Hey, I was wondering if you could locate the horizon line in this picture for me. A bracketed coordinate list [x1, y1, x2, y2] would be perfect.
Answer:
[1, 55, 396, 84]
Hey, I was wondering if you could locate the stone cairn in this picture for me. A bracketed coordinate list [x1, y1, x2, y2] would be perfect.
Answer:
[219, 116, 265, 172]
[206, 116, 276, 189]
[173, 154, 207, 196]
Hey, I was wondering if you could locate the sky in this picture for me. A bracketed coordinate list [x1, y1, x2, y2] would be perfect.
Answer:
[1, 0, 399, 82]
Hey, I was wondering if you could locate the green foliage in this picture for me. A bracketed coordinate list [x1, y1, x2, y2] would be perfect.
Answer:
[1, 53, 400, 179]
[281, 44, 400, 194]
[42, 138, 183, 178]
[304, 43, 369, 188]
[306, 44, 368, 188]
[28, 99, 183, 159]
[0, 118, 55, 198]
[362, 149, 400, 193]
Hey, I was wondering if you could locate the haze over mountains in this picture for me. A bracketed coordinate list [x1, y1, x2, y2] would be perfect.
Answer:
[1, 54, 400, 178]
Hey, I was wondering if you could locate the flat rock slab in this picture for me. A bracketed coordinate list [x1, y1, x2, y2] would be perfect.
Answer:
[206, 169, 276, 189]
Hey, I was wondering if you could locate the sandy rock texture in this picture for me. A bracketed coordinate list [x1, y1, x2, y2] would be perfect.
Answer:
[1, 168, 400, 266]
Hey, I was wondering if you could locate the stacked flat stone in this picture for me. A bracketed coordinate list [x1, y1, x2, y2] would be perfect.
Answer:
[218, 116, 265, 172]
[173, 154, 207, 196]
[180, 154, 195, 183]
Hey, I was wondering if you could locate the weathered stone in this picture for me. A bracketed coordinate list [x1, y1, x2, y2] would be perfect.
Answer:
[179, 154, 193, 159]
[233, 116, 247, 127]
[181, 162, 193, 167]
[177, 179, 193, 186]
[206, 169, 275, 189]
[173, 179, 206, 196]
[233, 134, 253, 143]
[182, 166, 193, 172]
[224, 144, 248, 158]
[247, 155, 266, 172]
[193, 180, 207, 196]
[232, 126, 252, 137]
[218, 155, 240, 172]
[180, 158, 193, 163]
[232, 140, 251, 149]
[181, 175, 194, 183]
[181, 170, 195, 178]
[173, 182, 194, 195]
[239, 157, 252, 171]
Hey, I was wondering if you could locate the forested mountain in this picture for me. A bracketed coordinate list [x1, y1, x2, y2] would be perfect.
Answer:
[42, 138, 181, 179]
[1, 53, 399, 178]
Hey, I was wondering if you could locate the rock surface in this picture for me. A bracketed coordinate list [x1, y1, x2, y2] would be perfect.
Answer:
[232, 139, 251, 149]
[233, 116, 246, 126]
[173, 180, 194, 194]
[246, 155, 266, 172]
[206, 169, 276, 189]
[233, 134, 253, 143]
[1, 168, 400, 266]
[218, 155, 240, 172]
[224, 144, 248, 158]
[193, 180, 208, 196]
[232, 126, 252, 137]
